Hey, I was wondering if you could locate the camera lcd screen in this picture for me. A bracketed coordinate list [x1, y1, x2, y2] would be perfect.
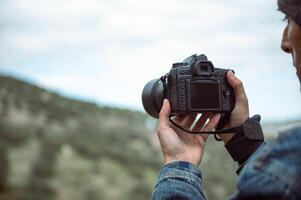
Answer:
[190, 82, 220, 109]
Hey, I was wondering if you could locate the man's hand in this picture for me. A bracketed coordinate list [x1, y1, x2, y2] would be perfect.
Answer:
[157, 99, 221, 166]
[218, 71, 250, 143]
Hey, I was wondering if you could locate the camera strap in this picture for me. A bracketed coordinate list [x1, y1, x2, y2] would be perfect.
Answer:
[169, 115, 265, 172]
[169, 114, 264, 141]
[214, 113, 231, 141]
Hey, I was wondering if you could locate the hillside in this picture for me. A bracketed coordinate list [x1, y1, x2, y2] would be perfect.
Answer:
[0, 75, 299, 200]
[0, 76, 161, 200]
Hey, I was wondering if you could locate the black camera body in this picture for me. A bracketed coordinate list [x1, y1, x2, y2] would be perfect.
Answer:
[166, 54, 235, 115]
[142, 54, 235, 118]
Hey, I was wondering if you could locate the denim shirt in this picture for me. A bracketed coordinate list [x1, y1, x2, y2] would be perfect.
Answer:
[152, 127, 301, 200]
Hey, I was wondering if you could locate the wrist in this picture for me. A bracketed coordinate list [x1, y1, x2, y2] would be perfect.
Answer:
[219, 116, 249, 144]
[219, 133, 235, 143]
[164, 156, 200, 167]
[224, 115, 265, 172]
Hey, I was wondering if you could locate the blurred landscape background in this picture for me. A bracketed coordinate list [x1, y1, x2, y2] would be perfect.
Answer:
[0, 75, 300, 200]
[1, 0, 301, 199]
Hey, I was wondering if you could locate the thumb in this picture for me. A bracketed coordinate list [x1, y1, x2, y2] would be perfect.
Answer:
[227, 71, 248, 104]
[158, 99, 171, 129]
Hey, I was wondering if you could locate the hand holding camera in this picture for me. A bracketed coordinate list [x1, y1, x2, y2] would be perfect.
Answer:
[142, 54, 251, 165]
[219, 71, 249, 143]
[157, 99, 221, 166]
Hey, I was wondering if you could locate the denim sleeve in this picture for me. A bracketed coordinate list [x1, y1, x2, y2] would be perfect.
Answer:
[231, 127, 301, 200]
[152, 161, 206, 200]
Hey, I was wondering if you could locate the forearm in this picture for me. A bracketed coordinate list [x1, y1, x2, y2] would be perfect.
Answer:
[152, 161, 206, 200]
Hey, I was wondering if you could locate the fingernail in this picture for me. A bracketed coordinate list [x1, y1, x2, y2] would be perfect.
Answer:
[214, 113, 220, 119]
[228, 70, 235, 79]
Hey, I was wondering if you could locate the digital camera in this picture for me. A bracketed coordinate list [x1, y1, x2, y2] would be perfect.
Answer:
[142, 54, 235, 118]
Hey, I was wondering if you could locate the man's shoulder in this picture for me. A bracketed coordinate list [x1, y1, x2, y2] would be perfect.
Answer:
[236, 126, 301, 199]
[249, 125, 301, 161]
[272, 126, 301, 157]
[250, 125, 301, 173]
[278, 126, 301, 141]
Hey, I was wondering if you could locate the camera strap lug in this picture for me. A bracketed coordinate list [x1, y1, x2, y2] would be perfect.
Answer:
[160, 74, 168, 98]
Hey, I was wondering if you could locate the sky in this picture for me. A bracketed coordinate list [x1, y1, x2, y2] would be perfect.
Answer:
[0, 0, 300, 122]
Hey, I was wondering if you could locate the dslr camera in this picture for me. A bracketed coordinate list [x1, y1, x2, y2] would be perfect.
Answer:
[142, 54, 235, 118]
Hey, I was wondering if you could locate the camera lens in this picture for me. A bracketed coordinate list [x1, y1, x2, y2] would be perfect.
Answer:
[142, 79, 164, 118]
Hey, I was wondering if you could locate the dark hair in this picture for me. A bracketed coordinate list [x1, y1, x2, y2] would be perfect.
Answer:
[278, 0, 301, 26]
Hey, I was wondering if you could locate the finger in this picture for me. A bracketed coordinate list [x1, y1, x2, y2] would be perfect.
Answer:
[172, 114, 185, 122]
[227, 71, 248, 104]
[173, 113, 197, 129]
[193, 133, 209, 147]
[193, 113, 214, 143]
[158, 99, 171, 129]
[180, 113, 198, 129]
[202, 113, 221, 131]
[192, 112, 211, 131]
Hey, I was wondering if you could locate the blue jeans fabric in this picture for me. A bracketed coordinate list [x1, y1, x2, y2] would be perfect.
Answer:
[152, 127, 301, 200]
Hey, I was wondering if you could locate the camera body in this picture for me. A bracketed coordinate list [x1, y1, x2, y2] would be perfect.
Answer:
[142, 54, 235, 118]
[165, 54, 235, 115]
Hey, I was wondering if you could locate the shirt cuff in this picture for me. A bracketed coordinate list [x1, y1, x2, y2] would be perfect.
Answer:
[157, 161, 203, 189]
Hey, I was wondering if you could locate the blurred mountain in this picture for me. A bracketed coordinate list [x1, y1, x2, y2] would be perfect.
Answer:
[0, 75, 161, 200]
[0, 75, 299, 200]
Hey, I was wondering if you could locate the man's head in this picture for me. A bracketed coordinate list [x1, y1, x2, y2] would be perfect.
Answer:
[278, 0, 301, 85]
